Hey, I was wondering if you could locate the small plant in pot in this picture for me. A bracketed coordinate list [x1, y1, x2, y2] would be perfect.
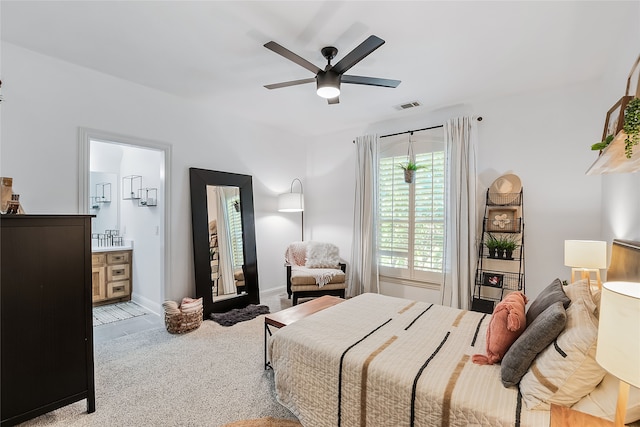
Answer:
[398, 161, 423, 183]
[496, 234, 520, 260]
[485, 233, 499, 258]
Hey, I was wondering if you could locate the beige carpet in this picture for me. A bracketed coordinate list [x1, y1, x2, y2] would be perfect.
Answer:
[222, 417, 302, 427]
[19, 316, 297, 426]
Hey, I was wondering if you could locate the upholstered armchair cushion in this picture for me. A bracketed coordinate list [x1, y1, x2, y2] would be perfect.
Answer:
[290, 266, 346, 286]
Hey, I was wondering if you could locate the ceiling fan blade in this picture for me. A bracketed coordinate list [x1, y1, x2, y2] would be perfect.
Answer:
[328, 96, 339, 105]
[342, 75, 401, 88]
[264, 41, 322, 74]
[264, 78, 316, 90]
[331, 35, 385, 75]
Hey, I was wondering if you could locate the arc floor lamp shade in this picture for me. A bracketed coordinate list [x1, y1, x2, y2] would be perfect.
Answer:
[278, 192, 304, 212]
[278, 178, 304, 241]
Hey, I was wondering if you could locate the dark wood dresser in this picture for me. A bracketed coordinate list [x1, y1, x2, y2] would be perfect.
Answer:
[1, 215, 95, 426]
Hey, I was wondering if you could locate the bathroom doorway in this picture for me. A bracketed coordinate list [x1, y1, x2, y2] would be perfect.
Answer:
[78, 128, 171, 316]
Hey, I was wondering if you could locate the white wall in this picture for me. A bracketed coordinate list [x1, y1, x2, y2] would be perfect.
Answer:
[119, 145, 163, 310]
[0, 42, 306, 308]
[600, 20, 640, 248]
[304, 81, 608, 303]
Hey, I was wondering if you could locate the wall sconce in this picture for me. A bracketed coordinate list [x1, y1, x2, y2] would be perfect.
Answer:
[278, 178, 304, 241]
[564, 240, 607, 288]
[595, 281, 640, 426]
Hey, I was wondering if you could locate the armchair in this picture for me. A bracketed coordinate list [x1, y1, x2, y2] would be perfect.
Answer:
[285, 242, 347, 305]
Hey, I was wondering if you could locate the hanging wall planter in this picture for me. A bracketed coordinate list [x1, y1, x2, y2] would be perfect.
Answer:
[400, 163, 418, 183]
[397, 132, 422, 184]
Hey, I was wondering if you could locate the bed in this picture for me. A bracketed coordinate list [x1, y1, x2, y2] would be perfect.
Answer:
[268, 239, 640, 427]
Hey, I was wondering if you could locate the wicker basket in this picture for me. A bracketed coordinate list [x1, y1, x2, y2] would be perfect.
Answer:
[164, 307, 203, 334]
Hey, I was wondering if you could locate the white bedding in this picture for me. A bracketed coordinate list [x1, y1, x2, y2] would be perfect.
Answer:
[269, 293, 550, 427]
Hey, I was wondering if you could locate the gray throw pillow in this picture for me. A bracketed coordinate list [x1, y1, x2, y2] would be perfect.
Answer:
[525, 278, 570, 326]
[501, 301, 567, 387]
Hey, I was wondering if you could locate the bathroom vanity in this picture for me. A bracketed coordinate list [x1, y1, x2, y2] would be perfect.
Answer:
[91, 244, 133, 306]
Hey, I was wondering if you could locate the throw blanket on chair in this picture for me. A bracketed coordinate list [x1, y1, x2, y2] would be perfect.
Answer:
[285, 242, 307, 266]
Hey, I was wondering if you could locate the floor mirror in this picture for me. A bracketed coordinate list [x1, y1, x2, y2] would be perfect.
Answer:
[189, 168, 259, 317]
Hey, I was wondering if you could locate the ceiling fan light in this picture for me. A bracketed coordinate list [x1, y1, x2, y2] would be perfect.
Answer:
[317, 86, 340, 99]
[316, 71, 341, 99]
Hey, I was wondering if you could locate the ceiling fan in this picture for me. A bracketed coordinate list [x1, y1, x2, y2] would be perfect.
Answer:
[263, 35, 401, 104]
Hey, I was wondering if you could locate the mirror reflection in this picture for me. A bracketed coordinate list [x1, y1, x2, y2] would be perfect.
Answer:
[206, 185, 245, 301]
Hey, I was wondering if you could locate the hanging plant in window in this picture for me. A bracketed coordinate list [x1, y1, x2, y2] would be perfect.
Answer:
[397, 132, 423, 183]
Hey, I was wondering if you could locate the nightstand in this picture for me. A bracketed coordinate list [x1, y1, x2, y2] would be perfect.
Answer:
[550, 404, 614, 427]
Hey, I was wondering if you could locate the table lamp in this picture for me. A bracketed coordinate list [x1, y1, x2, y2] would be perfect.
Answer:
[596, 281, 640, 426]
[564, 240, 607, 288]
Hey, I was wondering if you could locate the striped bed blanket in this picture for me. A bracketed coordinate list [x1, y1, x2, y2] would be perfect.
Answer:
[269, 293, 550, 427]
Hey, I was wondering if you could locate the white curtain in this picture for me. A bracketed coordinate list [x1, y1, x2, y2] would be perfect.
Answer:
[441, 117, 478, 310]
[348, 134, 380, 297]
[216, 187, 236, 296]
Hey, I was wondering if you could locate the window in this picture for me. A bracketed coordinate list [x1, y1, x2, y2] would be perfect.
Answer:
[226, 196, 244, 268]
[378, 129, 445, 285]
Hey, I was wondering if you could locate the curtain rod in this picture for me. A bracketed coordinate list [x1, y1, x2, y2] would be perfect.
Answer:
[352, 116, 483, 143]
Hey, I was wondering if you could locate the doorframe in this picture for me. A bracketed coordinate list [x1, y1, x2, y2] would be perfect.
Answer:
[78, 127, 172, 314]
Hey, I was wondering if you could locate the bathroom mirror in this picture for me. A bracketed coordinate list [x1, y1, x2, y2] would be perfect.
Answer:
[189, 168, 259, 317]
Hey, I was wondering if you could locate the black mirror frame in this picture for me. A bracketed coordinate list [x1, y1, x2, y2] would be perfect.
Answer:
[189, 168, 260, 317]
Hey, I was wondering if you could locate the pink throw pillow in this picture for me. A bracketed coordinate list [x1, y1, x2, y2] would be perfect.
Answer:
[473, 292, 528, 365]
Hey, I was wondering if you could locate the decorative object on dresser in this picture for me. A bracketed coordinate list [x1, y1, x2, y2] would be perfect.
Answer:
[0, 176, 25, 214]
[1, 215, 95, 426]
[595, 281, 640, 426]
[92, 248, 132, 306]
[473, 173, 524, 313]
[564, 240, 607, 288]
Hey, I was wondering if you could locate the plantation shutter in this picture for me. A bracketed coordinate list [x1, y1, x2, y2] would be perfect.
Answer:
[378, 129, 445, 284]
[226, 198, 244, 268]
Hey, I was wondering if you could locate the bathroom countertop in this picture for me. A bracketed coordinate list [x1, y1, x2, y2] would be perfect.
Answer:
[92, 242, 133, 253]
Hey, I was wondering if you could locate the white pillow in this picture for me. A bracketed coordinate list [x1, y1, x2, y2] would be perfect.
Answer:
[563, 279, 600, 316]
[572, 373, 640, 423]
[305, 241, 340, 268]
[519, 297, 606, 409]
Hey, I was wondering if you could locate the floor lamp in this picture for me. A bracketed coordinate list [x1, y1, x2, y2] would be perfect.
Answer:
[278, 178, 304, 241]
[564, 240, 607, 288]
[596, 281, 640, 426]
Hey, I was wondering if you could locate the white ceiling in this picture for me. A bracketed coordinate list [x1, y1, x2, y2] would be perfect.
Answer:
[0, 1, 631, 137]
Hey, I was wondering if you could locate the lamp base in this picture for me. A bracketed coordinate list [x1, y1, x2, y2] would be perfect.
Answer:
[571, 268, 602, 289]
[614, 380, 630, 427]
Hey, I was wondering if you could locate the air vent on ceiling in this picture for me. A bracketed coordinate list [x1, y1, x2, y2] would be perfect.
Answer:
[396, 101, 422, 110]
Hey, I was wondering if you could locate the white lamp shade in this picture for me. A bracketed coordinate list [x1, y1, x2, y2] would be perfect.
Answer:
[564, 240, 607, 269]
[596, 281, 640, 388]
[278, 192, 304, 212]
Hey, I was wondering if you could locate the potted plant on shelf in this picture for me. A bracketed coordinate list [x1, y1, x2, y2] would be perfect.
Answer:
[398, 161, 423, 183]
[623, 97, 640, 158]
[496, 234, 520, 260]
[591, 97, 640, 158]
[485, 233, 499, 259]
